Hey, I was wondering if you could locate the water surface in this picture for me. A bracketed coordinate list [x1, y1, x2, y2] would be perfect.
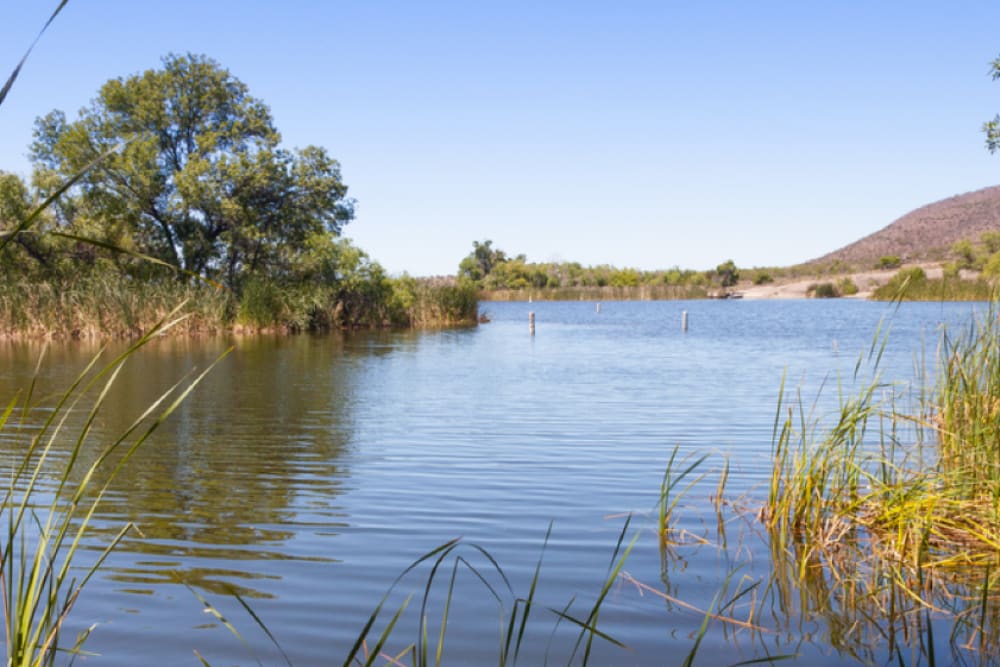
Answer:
[0, 299, 984, 665]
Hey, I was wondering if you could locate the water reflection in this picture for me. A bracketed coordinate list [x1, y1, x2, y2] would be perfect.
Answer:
[1, 334, 360, 599]
[762, 530, 1000, 666]
[634, 464, 1000, 667]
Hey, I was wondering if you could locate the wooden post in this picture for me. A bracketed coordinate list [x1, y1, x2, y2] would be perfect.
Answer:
[529, 311, 535, 336]
[681, 310, 688, 333]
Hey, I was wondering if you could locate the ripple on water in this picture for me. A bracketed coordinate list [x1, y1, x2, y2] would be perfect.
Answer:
[0, 301, 986, 665]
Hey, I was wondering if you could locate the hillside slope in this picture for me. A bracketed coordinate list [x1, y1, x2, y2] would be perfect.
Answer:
[809, 184, 1000, 267]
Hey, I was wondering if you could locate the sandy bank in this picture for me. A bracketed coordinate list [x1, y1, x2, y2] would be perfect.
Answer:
[739, 266, 945, 300]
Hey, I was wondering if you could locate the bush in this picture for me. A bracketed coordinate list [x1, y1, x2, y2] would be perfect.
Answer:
[869, 266, 996, 301]
[877, 255, 901, 270]
[983, 251, 1000, 280]
[715, 260, 739, 287]
[837, 277, 859, 296]
[889, 266, 927, 290]
[809, 282, 839, 298]
[952, 240, 978, 269]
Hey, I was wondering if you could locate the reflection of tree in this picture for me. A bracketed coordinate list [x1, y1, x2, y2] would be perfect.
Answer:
[1, 334, 364, 599]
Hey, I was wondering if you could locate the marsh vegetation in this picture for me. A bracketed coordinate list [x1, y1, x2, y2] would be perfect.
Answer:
[1, 52, 477, 337]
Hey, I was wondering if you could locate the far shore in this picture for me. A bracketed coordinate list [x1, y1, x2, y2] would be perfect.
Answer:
[740, 267, 913, 300]
[739, 264, 963, 300]
[479, 264, 981, 302]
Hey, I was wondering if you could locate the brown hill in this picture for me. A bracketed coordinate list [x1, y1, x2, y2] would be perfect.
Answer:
[809, 184, 1000, 267]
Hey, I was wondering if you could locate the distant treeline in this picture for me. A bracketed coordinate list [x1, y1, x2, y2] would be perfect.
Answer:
[457, 240, 739, 298]
[0, 55, 477, 338]
[482, 284, 709, 302]
[457, 234, 1000, 304]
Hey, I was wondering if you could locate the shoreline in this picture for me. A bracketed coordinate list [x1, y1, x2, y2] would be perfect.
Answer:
[480, 264, 967, 302]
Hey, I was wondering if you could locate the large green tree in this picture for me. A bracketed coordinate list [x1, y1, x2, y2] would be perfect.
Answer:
[0, 171, 50, 271]
[458, 240, 509, 283]
[30, 53, 354, 288]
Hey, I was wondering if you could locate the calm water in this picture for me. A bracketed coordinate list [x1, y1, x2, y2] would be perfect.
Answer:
[0, 299, 986, 665]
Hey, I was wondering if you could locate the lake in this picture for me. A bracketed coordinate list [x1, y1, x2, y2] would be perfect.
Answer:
[0, 299, 988, 665]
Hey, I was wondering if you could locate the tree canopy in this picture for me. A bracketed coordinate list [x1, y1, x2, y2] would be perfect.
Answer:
[29, 53, 354, 288]
[986, 56, 1000, 153]
[0, 171, 54, 271]
[715, 259, 739, 288]
[458, 240, 510, 283]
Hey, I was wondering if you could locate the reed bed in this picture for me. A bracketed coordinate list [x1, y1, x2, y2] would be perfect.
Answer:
[765, 313, 1000, 567]
[481, 284, 708, 302]
[936, 311, 1000, 505]
[761, 304, 1000, 663]
[0, 275, 231, 339]
[764, 527, 1000, 667]
[388, 277, 479, 328]
[0, 274, 479, 339]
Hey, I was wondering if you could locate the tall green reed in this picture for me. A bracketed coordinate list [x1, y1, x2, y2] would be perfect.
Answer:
[658, 446, 708, 544]
[759, 302, 1000, 664]
[935, 305, 1000, 500]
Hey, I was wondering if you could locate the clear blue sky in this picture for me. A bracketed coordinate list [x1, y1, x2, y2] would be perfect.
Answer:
[2, 1, 1000, 276]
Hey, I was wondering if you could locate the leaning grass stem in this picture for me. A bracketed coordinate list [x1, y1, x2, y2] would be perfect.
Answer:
[341, 519, 638, 667]
[658, 447, 708, 542]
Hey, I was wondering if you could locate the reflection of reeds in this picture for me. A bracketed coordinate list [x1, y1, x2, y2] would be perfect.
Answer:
[761, 305, 1000, 665]
[1, 305, 226, 667]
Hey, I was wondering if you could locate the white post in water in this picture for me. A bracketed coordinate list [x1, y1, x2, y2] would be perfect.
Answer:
[682, 310, 688, 333]
[529, 311, 535, 336]
[596, 303, 601, 314]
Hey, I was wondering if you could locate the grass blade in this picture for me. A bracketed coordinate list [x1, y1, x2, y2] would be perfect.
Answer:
[0, 0, 70, 108]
